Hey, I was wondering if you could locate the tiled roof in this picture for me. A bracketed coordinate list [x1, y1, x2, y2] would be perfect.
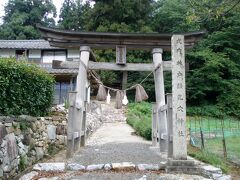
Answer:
[0, 39, 62, 49]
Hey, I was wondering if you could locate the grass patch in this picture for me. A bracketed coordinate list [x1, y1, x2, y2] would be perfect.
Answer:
[127, 102, 152, 140]
[126, 102, 240, 173]
[188, 145, 230, 173]
[19, 121, 29, 131]
[187, 116, 240, 134]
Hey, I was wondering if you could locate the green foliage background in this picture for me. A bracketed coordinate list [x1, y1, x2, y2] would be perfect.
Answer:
[0, 59, 55, 116]
[0, 0, 240, 117]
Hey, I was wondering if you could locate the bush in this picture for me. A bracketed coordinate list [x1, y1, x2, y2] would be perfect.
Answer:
[0, 58, 55, 116]
[127, 102, 152, 140]
[187, 105, 224, 118]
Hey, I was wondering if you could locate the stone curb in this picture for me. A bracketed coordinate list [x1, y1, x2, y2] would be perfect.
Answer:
[27, 161, 231, 180]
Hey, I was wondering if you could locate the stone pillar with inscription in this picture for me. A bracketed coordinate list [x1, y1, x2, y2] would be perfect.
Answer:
[171, 35, 187, 160]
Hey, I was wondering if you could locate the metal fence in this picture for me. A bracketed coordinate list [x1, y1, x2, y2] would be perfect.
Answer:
[188, 116, 240, 165]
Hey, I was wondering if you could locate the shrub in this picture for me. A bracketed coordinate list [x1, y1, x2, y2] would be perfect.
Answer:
[127, 102, 152, 140]
[0, 58, 55, 116]
[187, 105, 224, 118]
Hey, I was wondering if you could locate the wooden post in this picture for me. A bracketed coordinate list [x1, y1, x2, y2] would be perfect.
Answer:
[67, 91, 77, 158]
[171, 35, 187, 160]
[152, 103, 158, 146]
[167, 93, 173, 158]
[116, 45, 126, 64]
[74, 46, 90, 151]
[152, 48, 168, 153]
[81, 85, 89, 147]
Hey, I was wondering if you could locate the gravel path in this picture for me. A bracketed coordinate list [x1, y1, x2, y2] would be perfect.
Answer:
[69, 122, 165, 165]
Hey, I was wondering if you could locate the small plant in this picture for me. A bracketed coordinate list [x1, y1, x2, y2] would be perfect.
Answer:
[48, 143, 57, 155]
[19, 122, 28, 131]
[18, 155, 26, 171]
[64, 99, 69, 109]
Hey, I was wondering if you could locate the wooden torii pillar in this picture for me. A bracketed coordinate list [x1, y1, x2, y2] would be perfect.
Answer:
[67, 46, 90, 158]
[152, 48, 168, 153]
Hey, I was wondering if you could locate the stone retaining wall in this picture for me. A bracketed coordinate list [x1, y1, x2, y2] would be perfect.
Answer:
[0, 102, 103, 179]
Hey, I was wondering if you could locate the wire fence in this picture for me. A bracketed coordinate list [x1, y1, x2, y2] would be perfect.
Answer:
[187, 116, 240, 165]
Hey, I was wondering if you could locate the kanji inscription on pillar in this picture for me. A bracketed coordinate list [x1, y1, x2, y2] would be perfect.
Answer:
[171, 35, 187, 160]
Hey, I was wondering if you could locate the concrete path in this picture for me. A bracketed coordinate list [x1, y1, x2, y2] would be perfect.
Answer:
[69, 122, 165, 165]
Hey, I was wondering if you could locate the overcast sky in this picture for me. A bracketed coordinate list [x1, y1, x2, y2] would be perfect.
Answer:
[0, 0, 76, 24]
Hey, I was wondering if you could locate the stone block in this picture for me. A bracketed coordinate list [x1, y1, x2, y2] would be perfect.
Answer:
[212, 173, 224, 179]
[35, 147, 44, 161]
[159, 161, 167, 169]
[168, 159, 195, 166]
[0, 168, 3, 177]
[3, 165, 11, 172]
[5, 123, 12, 127]
[66, 163, 85, 171]
[217, 175, 232, 180]
[19, 115, 37, 122]
[6, 126, 14, 133]
[4, 117, 13, 123]
[56, 125, 66, 135]
[0, 125, 7, 143]
[57, 135, 66, 145]
[167, 167, 200, 174]
[137, 164, 159, 171]
[38, 177, 59, 180]
[22, 133, 31, 145]
[14, 128, 22, 136]
[104, 164, 112, 170]
[33, 163, 65, 171]
[19, 171, 38, 180]
[202, 165, 222, 177]
[86, 164, 104, 171]
[5, 133, 18, 161]
[47, 125, 56, 140]
[112, 162, 135, 170]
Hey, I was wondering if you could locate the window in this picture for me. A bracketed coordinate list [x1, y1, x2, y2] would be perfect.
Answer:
[42, 50, 66, 63]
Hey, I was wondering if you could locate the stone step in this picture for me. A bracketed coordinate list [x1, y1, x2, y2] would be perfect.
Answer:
[167, 159, 195, 166]
[165, 166, 200, 174]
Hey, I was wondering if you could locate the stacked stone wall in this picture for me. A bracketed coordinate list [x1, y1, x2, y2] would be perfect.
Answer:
[0, 102, 103, 179]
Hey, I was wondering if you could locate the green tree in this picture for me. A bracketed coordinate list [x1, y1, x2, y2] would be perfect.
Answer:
[0, 0, 56, 39]
[186, 0, 240, 32]
[58, 0, 91, 30]
[85, 0, 153, 32]
[186, 7, 240, 116]
[151, 0, 200, 33]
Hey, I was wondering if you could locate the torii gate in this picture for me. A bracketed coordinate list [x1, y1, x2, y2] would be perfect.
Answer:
[38, 26, 204, 163]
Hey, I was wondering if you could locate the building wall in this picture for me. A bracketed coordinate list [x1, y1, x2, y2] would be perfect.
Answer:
[67, 49, 80, 59]
[0, 49, 15, 58]
[29, 49, 41, 58]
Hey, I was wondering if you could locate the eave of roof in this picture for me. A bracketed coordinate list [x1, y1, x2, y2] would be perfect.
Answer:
[0, 39, 63, 50]
[37, 25, 205, 51]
